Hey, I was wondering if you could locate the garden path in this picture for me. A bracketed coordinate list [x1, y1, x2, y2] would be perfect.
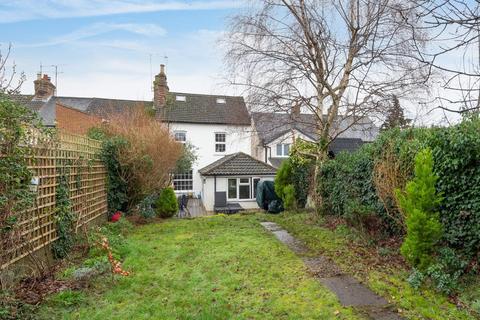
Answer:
[260, 221, 404, 320]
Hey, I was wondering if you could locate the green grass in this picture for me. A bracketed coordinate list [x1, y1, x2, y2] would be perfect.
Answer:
[37, 214, 362, 320]
[263, 211, 476, 320]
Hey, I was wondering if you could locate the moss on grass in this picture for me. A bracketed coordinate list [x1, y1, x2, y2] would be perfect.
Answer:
[37, 215, 361, 319]
[263, 211, 475, 320]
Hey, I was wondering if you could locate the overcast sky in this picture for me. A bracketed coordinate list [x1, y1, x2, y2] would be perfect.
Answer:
[0, 0, 246, 100]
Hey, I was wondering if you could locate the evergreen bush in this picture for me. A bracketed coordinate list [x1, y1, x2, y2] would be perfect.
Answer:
[283, 184, 297, 210]
[395, 148, 443, 270]
[274, 159, 293, 201]
[155, 187, 178, 218]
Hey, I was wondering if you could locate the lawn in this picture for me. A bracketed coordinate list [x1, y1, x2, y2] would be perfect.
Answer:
[38, 214, 361, 320]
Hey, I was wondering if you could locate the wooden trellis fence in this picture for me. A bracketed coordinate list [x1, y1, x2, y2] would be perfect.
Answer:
[1, 132, 107, 270]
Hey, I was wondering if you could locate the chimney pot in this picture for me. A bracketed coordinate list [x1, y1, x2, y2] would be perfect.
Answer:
[33, 73, 56, 101]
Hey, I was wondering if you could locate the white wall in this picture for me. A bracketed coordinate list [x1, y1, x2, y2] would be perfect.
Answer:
[202, 175, 275, 211]
[265, 130, 314, 166]
[169, 122, 251, 196]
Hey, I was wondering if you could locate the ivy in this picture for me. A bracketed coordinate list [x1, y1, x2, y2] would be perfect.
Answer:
[88, 128, 129, 216]
[51, 165, 76, 259]
[0, 95, 49, 265]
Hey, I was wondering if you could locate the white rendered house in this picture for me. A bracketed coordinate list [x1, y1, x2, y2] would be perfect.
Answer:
[251, 112, 379, 168]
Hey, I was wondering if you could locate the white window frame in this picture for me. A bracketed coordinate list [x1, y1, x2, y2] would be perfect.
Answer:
[215, 132, 226, 153]
[174, 131, 186, 143]
[227, 177, 260, 200]
[276, 143, 290, 157]
[173, 170, 193, 191]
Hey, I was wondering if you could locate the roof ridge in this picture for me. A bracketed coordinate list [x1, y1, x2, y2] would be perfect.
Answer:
[169, 91, 243, 99]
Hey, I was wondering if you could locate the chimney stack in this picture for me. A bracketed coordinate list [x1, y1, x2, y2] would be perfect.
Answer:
[291, 103, 301, 119]
[153, 64, 169, 108]
[33, 74, 56, 101]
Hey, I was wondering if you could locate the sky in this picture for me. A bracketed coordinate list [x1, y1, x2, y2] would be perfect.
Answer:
[0, 0, 246, 100]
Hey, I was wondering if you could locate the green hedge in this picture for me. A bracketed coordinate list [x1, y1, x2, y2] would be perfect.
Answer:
[317, 118, 480, 259]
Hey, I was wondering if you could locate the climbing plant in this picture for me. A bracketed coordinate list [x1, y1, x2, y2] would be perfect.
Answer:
[0, 95, 50, 266]
[51, 164, 76, 259]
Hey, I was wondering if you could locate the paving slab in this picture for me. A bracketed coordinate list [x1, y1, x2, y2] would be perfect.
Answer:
[271, 230, 310, 254]
[303, 256, 343, 278]
[319, 275, 387, 307]
[259, 221, 283, 232]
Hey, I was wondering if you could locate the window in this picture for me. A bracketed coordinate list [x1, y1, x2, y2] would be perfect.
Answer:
[239, 178, 250, 199]
[173, 170, 193, 191]
[227, 178, 259, 200]
[174, 131, 186, 143]
[176, 95, 186, 102]
[216, 98, 226, 104]
[228, 178, 237, 199]
[215, 133, 226, 153]
[276, 143, 290, 157]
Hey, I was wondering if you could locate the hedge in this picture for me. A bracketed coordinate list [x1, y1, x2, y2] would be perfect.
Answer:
[317, 118, 480, 260]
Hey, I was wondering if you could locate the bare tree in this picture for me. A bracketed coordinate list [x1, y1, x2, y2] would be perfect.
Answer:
[0, 43, 25, 95]
[224, 0, 429, 206]
[412, 0, 480, 114]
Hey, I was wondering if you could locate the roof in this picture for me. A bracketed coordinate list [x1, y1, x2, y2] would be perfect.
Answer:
[329, 138, 365, 154]
[161, 92, 251, 125]
[10, 94, 57, 126]
[199, 152, 277, 176]
[251, 112, 379, 144]
[11, 92, 251, 126]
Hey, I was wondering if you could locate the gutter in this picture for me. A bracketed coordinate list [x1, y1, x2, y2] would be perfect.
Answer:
[264, 145, 271, 163]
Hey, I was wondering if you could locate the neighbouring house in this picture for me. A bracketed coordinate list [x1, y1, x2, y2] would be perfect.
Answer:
[13, 66, 379, 212]
[251, 110, 379, 168]
[11, 74, 103, 135]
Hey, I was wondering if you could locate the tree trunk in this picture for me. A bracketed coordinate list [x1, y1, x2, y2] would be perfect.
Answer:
[312, 143, 329, 214]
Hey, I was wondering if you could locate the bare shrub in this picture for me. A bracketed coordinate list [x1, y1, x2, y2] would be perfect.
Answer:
[102, 105, 182, 207]
[373, 142, 410, 232]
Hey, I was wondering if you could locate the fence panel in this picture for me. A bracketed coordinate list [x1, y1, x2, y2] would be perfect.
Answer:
[1, 132, 107, 269]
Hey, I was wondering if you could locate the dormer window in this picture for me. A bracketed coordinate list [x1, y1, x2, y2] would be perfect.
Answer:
[216, 98, 226, 104]
[176, 95, 186, 102]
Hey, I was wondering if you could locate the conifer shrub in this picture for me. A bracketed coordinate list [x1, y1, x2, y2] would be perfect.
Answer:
[395, 148, 443, 270]
[155, 187, 178, 218]
[283, 184, 297, 210]
[274, 159, 292, 201]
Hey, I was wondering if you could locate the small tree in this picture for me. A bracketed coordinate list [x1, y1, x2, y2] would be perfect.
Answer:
[274, 159, 297, 210]
[175, 142, 198, 174]
[396, 148, 443, 270]
[156, 187, 178, 218]
[380, 95, 411, 131]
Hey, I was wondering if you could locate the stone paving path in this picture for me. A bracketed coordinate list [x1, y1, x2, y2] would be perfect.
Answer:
[260, 221, 404, 320]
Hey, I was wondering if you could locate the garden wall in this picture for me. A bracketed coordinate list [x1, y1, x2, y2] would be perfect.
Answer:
[1, 132, 107, 270]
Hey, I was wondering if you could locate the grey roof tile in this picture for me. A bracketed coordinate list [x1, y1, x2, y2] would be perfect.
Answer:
[161, 92, 251, 125]
[199, 152, 277, 176]
[251, 112, 379, 144]
[11, 92, 251, 126]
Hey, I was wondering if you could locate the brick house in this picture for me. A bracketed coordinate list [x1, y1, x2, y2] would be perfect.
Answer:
[11, 74, 103, 135]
